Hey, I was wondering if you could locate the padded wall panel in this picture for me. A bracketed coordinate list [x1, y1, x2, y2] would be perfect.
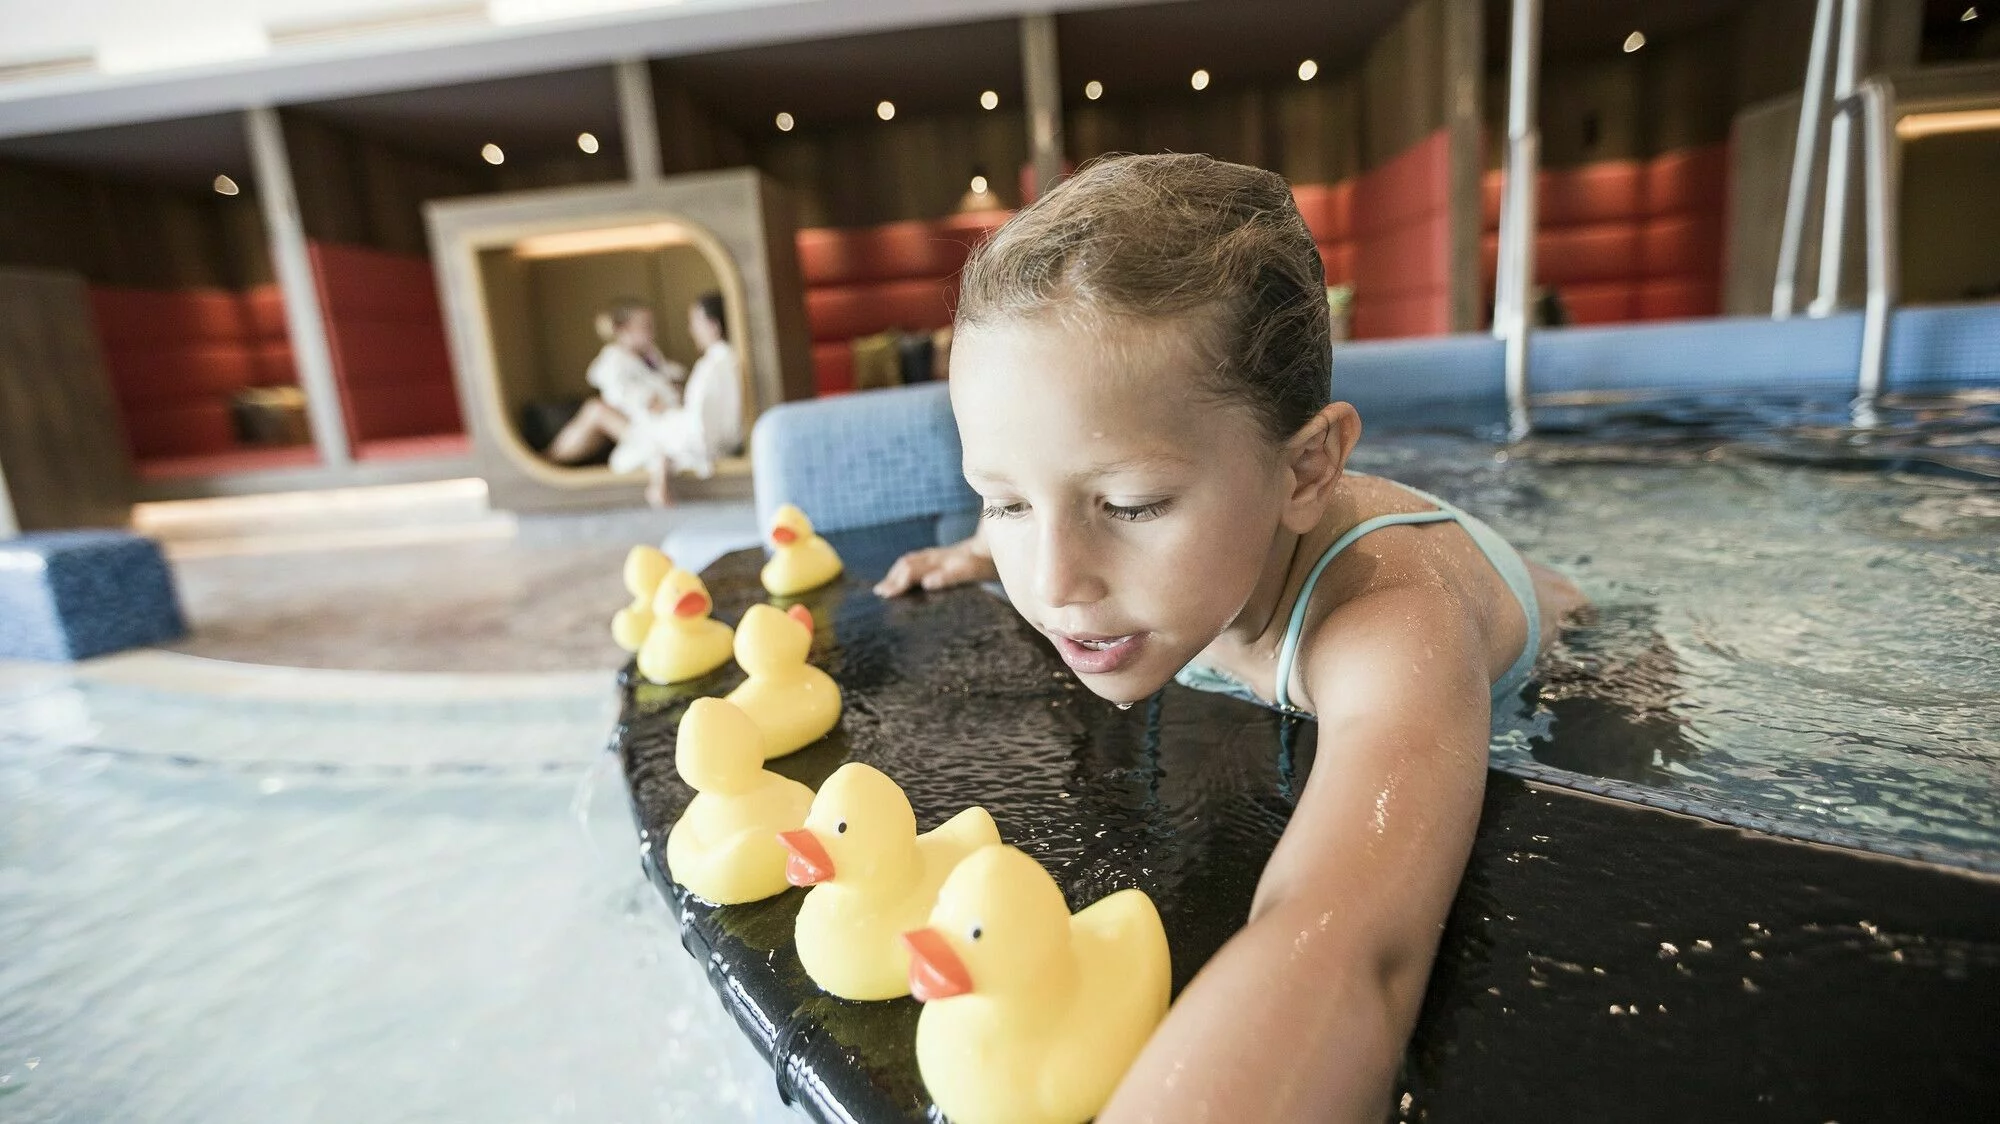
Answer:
[1646, 144, 1729, 215]
[1635, 278, 1721, 321]
[1353, 132, 1450, 233]
[1318, 242, 1355, 286]
[1561, 282, 1641, 325]
[1541, 161, 1646, 227]
[1351, 290, 1450, 340]
[1641, 214, 1724, 278]
[120, 402, 237, 459]
[308, 240, 463, 444]
[1537, 223, 1643, 285]
[812, 342, 855, 396]
[100, 345, 258, 406]
[90, 287, 247, 345]
[805, 279, 956, 343]
[1292, 182, 1354, 244]
[1350, 132, 1452, 340]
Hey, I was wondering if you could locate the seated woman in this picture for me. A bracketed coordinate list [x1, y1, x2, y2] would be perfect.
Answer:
[620, 292, 743, 507]
[546, 298, 684, 468]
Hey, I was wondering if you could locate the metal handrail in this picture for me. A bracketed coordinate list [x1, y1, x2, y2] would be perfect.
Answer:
[1852, 76, 1900, 426]
[1772, 0, 1836, 318]
[1496, 0, 1541, 441]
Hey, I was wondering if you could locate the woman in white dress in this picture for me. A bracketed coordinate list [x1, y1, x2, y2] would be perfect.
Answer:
[623, 291, 743, 507]
[546, 298, 684, 469]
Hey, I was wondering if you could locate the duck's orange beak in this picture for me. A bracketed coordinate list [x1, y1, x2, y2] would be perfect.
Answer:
[673, 590, 710, 618]
[901, 928, 973, 1002]
[771, 526, 798, 546]
[776, 829, 834, 886]
[786, 603, 814, 634]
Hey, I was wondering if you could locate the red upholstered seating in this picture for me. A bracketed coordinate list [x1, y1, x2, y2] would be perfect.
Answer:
[1481, 142, 1728, 326]
[1350, 130, 1453, 339]
[91, 286, 263, 460]
[308, 241, 463, 448]
[812, 342, 856, 396]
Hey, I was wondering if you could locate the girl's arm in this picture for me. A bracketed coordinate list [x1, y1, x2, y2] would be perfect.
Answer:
[1100, 585, 1491, 1123]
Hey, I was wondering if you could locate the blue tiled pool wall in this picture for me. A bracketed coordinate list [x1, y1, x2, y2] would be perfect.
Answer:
[1338, 305, 2000, 432]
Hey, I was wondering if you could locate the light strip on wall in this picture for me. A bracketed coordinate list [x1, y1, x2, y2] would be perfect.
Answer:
[1897, 108, 2000, 140]
[512, 222, 692, 258]
[487, 0, 686, 26]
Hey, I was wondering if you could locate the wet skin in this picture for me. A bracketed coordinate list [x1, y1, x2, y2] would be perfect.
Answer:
[879, 314, 1584, 1122]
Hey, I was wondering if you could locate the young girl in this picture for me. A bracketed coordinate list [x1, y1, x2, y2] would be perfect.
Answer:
[874, 153, 1584, 1121]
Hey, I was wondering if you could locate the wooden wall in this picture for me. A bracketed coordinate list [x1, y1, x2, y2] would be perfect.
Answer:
[0, 267, 133, 529]
[0, 158, 271, 288]
[281, 111, 491, 258]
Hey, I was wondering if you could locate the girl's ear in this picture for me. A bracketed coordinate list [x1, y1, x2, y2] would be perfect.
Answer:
[1280, 402, 1360, 533]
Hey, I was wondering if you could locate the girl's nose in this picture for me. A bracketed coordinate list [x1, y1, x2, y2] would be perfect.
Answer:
[1033, 521, 1105, 608]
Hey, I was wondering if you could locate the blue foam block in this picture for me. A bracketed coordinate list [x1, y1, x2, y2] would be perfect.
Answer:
[0, 530, 187, 661]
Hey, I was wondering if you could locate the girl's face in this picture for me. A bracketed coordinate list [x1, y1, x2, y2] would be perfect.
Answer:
[950, 315, 1305, 706]
[688, 304, 722, 350]
[618, 310, 656, 349]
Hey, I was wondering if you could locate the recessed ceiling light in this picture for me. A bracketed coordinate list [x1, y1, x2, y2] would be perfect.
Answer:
[1623, 30, 1646, 52]
[576, 132, 599, 154]
[481, 143, 505, 165]
[1962, 6, 1979, 21]
[1084, 79, 1103, 101]
[876, 100, 896, 121]
[775, 111, 795, 132]
[1190, 68, 1210, 91]
[970, 174, 989, 193]
[212, 174, 239, 196]
[980, 90, 999, 111]
[1298, 59, 1319, 81]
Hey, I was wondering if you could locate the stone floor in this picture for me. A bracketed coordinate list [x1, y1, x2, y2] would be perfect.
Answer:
[154, 492, 760, 674]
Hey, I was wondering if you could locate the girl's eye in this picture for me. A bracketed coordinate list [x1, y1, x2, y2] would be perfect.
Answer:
[979, 501, 1028, 520]
[1104, 499, 1172, 522]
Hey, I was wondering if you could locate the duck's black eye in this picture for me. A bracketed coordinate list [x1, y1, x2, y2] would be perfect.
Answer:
[968, 924, 983, 942]
[835, 821, 847, 834]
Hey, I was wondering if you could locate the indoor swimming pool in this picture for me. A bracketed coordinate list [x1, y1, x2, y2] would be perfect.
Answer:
[0, 669, 785, 1122]
[0, 391, 1993, 1121]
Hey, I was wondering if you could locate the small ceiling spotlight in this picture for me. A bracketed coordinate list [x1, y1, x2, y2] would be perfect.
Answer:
[212, 174, 240, 196]
[980, 89, 999, 110]
[1190, 68, 1210, 91]
[1963, 7, 1979, 21]
[1298, 59, 1319, 81]
[1623, 30, 1646, 53]
[970, 174, 989, 193]
[576, 132, 599, 154]
[481, 143, 505, 165]
[1084, 79, 1104, 100]
[775, 111, 795, 131]
[876, 100, 896, 121]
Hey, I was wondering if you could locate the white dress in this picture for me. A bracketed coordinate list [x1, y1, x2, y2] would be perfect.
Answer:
[610, 340, 743, 477]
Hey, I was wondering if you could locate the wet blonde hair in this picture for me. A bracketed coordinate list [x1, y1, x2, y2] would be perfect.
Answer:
[955, 153, 1330, 441]
[594, 297, 651, 343]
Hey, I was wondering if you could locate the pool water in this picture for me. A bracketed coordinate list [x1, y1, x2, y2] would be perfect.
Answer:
[0, 669, 784, 1122]
[1356, 390, 2000, 870]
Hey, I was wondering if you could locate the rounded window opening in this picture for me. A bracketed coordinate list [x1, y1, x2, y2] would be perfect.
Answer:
[475, 220, 749, 491]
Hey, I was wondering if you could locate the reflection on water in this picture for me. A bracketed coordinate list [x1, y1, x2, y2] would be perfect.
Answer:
[0, 677, 781, 1123]
[1356, 389, 2000, 870]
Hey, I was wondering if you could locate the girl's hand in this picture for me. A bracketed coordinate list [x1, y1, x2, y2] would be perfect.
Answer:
[873, 534, 996, 597]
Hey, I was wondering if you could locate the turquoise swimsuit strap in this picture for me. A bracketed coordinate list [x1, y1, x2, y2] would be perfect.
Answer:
[1272, 510, 1455, 712]
[1271, 487, 1543, 713]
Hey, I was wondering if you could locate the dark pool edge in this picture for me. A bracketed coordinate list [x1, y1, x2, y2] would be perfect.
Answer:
[1493, 756, 2000, 879]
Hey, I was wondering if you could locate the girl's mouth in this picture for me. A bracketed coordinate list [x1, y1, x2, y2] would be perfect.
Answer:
[1050, 631, 1146, 675]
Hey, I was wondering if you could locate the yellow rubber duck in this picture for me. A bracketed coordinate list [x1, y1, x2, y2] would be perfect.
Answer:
[724, 603, 840, 758]
[612, 545, 678, 652]
[635, 569, 733, 685]
[901, 845, 1171, 1124]
[665, 697, 815, 905]
[775, 762, 1000, 1000]
[760, 503, 844, 597]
